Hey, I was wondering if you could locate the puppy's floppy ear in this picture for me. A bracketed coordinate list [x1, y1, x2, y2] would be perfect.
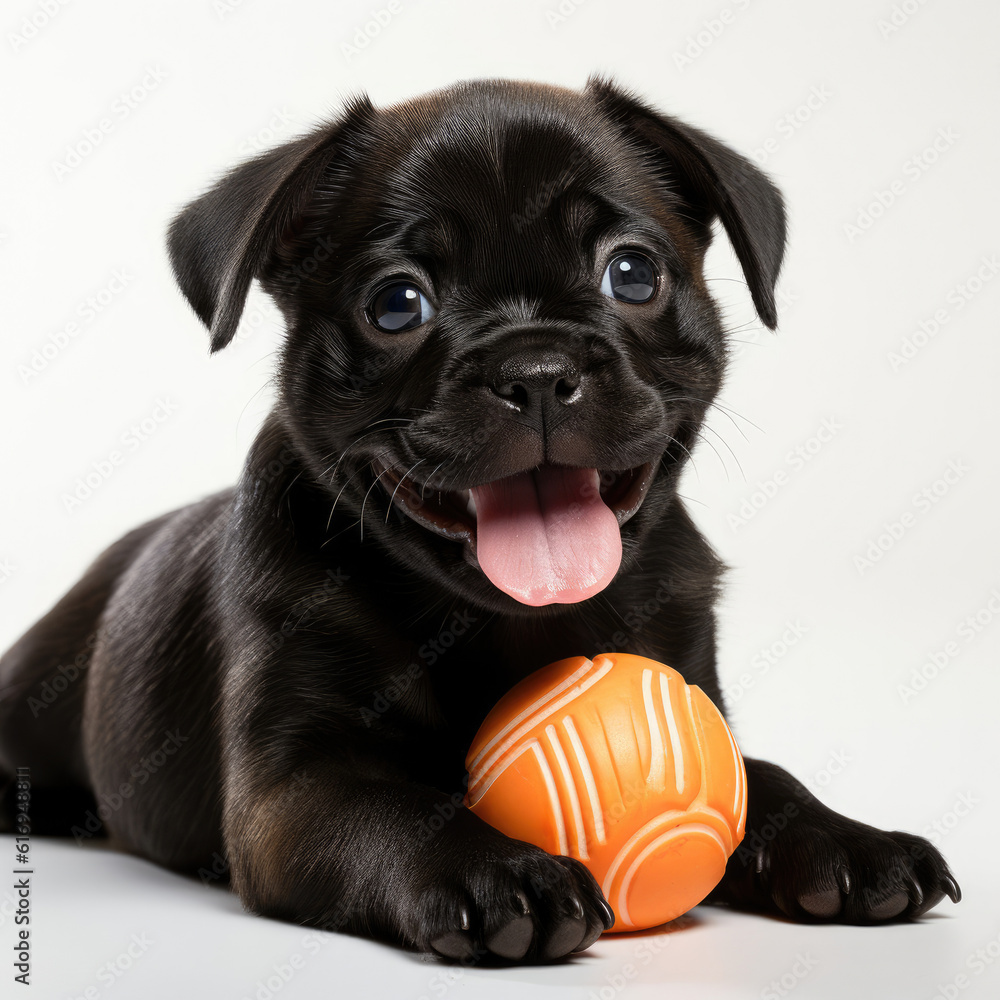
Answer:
[586, 76, 786, 330]
[167, 95, 375, 352]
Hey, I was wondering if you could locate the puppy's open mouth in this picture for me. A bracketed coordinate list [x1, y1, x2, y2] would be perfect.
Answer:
[373, 461, 655, 607]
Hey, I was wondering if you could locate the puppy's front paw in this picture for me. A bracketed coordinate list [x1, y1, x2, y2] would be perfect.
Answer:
[411, 845, 614, 963]
[716, 814, 961, 924]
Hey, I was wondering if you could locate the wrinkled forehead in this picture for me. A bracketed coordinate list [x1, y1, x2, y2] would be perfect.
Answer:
[360, 86, 681, 266]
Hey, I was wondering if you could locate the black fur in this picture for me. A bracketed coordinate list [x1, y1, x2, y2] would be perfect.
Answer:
[0, 78, 959, 962]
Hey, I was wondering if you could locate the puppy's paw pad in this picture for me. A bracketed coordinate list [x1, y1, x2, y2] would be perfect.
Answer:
[864, 890, 909, 921]
[427, 900, 475, 960]
[430, 929, 475, 961]
[484, 893, 533, 960]
[540, 895, 588, 960]
[797, 886, 842, 918]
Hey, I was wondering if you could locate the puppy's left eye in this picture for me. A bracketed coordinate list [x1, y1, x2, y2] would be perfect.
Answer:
[601, 253, 657, 303]
[368, 282, 436, 333]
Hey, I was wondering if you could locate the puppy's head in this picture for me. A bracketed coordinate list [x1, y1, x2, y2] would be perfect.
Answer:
[168, 78, 785, 614]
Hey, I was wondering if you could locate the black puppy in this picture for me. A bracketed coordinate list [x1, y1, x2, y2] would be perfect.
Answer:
[0, 78, 959, 962]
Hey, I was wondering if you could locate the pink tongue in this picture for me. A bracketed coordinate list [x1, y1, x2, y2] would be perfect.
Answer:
[470, 466, 622, 606]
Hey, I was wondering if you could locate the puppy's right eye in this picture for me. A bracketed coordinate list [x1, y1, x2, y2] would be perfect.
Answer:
[368, 282, 436, 333]
[601, 252, 657, 303]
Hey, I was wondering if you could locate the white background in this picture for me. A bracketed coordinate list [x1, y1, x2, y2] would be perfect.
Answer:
[2, 0, 999, 997]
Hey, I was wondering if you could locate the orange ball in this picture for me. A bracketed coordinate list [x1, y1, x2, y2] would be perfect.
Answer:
[465, 653, 746, 932]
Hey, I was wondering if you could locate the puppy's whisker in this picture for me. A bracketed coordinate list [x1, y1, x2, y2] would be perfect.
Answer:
[275, 445, 344, 514]
[706, 405, 760, 439]
[700, 422, 745, 477]
[677, 491, 709, 509]
[236, 378, 276, 445]
[359, 464, 395, 541]
[665, 435, 700, 483]
[277, 468, 307, 515]
[666, 393, 763, 436]
[594, 593, 630, 632]
[386, 459, 426, 524]
[363, 417, 417, 430]
[668, 207, 714, 231]
[723, 318, 766, 335]
[319, 426, 404, 483]
[705, 276, 751, 290]
[691, 426, 745, 483]
[421, 461, 447, 501]
[690, 429, 729, 479]
[319, 518, 362, 549]
[666, 395, 757, 442]
[326, 459, 377, 532]
[707, 399, 760, 431]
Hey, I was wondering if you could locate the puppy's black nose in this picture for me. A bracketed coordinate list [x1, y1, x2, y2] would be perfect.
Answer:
[489, 350, 582, 420]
